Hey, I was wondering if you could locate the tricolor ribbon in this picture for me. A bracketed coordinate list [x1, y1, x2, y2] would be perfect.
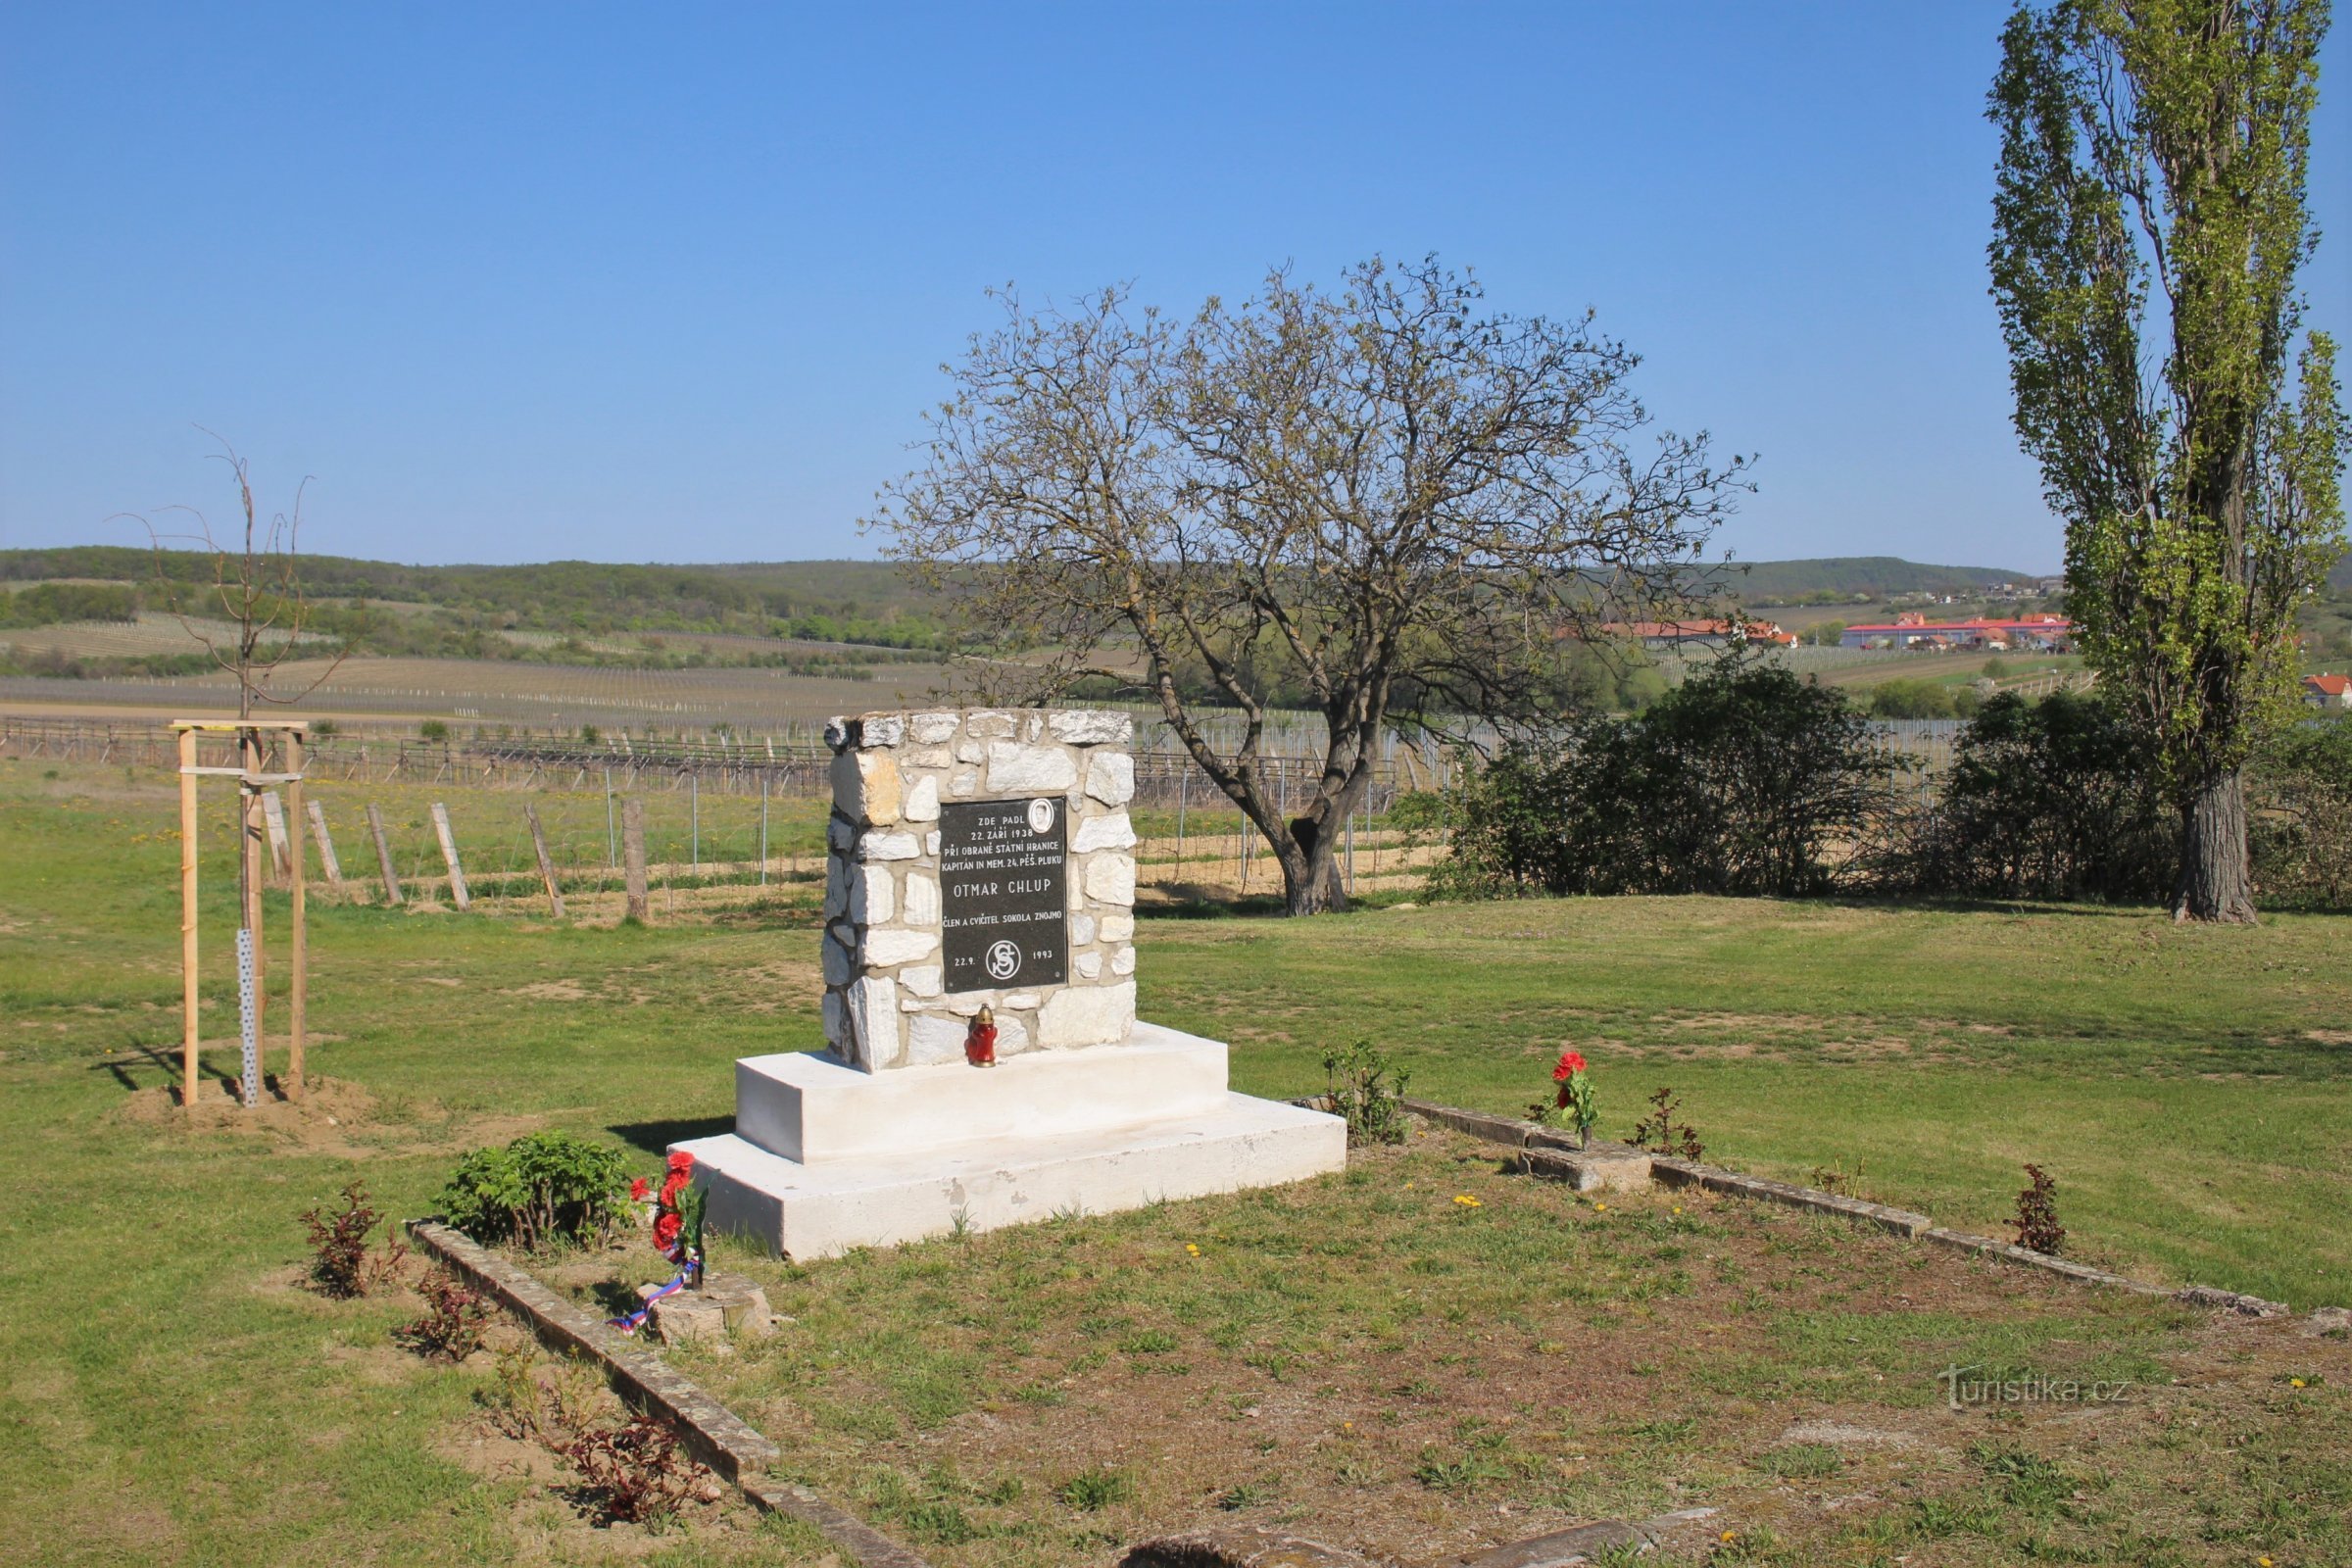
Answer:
[608, 1267, 692, 1335]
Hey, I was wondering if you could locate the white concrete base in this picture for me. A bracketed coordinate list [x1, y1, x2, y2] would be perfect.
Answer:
[677, 1022, 1348, 1259]
[734, 1021, 1232, 1164]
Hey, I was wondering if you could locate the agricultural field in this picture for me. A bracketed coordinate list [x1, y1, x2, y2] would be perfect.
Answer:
[0, 651, 966, 730]
[1, 754, 2347, 1565]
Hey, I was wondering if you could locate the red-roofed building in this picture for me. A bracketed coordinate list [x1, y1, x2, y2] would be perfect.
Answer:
[1838, 613, 2074, 652]
[1600, 617, 1797, 650]
[2305, 673, 2352, 710]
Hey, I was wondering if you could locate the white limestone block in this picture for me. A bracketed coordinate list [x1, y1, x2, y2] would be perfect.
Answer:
[902, 775, 940, 822]
[1072, 810, 1136, 853]
[965, 710, 1015, 739]
[1004, 992, 1040, 1009]
[864, 927, 939, 966]
[903, 871, 941, 927]
[906, 1012, 968, 1066]
[851, 864, 894, 924]
[899, 964, 943, 999]
[847, 976, 900, 1067]
[1071, 913, 1097, 945]
[908, 711, 960, 744]
[926, 831, 941, 855]
[1038, 979, 1135, 1048]
[986, 742, 1077, 793]
[1099, 913, 1134, 942]
[858, 713, 906, 748]
[949, 768, 978, 796]
[1084, 853, 1136, 906]
[1075, 952, 1102, 979]
[859, 831, 920, 862]
[906, 1009, 1031, 1065]
[1085, 752, 1136, 806]
[954, 741, 982, 763]
[1110, 945, 1137, 976]
[1051, 710, 1134, 745]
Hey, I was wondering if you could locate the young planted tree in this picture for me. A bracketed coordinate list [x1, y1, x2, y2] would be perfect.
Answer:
[1987, 0, 2347, 922]
[873, 257, 1746, 913]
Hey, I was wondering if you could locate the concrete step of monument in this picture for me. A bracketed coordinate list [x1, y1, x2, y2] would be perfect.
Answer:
[732, 1019, 1232, 1163]
[679, 1091, 1346, 1260]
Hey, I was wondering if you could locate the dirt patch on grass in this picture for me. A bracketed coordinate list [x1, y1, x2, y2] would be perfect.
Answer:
[112, 1073, 542, 1158]
[509, 979, 590, 1002]
[116, 1073, 386, 1145]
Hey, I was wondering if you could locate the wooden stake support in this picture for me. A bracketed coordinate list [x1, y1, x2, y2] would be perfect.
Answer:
[172, 719, 310, 1111]
[261, 790, 292, 879]
[622, 797, 649, 921]
[431, 802, 470, 910]
[524, 802, 564, 917]
[307, 798, 344, 887]
[368, 804, 404, 906]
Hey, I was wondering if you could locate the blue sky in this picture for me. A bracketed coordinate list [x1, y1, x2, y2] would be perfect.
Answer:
[3, 3, 2345, 574]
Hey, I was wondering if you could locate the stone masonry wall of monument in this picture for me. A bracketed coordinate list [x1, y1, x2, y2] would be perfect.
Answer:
[820, 709, 1138, 1070]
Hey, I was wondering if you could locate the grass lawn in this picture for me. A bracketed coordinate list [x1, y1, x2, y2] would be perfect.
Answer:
[1, 755, 2347, 1565]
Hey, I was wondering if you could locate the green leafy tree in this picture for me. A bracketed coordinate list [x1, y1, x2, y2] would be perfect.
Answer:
[1987, 0, 2348, 922]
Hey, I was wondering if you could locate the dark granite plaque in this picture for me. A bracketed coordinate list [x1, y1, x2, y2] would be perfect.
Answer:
[940, 797, 1068, 993]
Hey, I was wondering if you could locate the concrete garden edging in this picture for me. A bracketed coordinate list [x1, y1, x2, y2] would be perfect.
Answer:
[405, 1219, 934, 1568]
[1396, 1098, 2293, 1318]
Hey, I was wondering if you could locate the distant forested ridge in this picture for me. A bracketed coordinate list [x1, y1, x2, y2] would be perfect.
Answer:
[1698, 556, 2036, 603]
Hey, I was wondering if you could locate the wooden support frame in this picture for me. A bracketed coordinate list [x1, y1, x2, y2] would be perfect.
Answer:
[172, 719, 311, 1110]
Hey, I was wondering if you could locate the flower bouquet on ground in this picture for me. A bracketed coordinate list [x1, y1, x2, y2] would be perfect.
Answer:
[634, 1151, 708, 1289]
[1528, 1049, 1597, 1150]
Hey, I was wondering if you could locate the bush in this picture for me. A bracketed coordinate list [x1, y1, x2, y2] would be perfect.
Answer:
[1437, 655, 1897, 899]
[300, 1180, 407, 1298]
[418, 718, 451, 742]
[397, 1266, 491, 1360]
[2249, 719, 2352, 909]
[1882, 692, 2173, 902]
[564, 1413, 698, 1528]
[440, 1131, 632, 1250]
[1630, 1086, 1705, 1160]
[2011, 1163, 2065, 1256]
[1322, 1039, 1410, 1146]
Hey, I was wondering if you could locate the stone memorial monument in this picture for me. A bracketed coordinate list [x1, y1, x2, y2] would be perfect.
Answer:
[675, 709, 1348, 1258]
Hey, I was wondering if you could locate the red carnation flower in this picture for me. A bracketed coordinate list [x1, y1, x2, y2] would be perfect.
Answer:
[666, 1150, 695, 1176]
[1552, 1050, 1588, 1082]
[629, 1177, 652, 1202]
[659, 1173, 690, 1208]
[653, 1211, 681, 1251]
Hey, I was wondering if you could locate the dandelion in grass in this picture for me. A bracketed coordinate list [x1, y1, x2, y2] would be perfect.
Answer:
[1185, 1243, 1200, 1257]
[1452, 1195, 1482, 1208]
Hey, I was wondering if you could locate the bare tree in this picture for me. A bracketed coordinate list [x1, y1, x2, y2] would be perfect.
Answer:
[133, 434, 345, 718]
[873, 257, 1748, 914]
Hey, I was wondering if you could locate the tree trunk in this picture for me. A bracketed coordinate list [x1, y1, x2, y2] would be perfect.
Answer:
[1279, 815, 1349, 916]
[2173, 767, 2258, 925]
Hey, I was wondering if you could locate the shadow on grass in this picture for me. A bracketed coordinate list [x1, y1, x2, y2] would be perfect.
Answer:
[608, 1117, 732, 1156]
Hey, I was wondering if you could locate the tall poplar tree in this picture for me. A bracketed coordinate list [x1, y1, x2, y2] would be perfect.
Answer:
[1987, 0, 2346, 923]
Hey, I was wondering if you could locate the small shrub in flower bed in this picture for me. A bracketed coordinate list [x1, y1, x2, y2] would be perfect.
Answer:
[300, 1180, 407, 1298]
[563, 1412, 699, 1529]
[397, 1266, 491, 1361]
[440, 1130, 632, 1250]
